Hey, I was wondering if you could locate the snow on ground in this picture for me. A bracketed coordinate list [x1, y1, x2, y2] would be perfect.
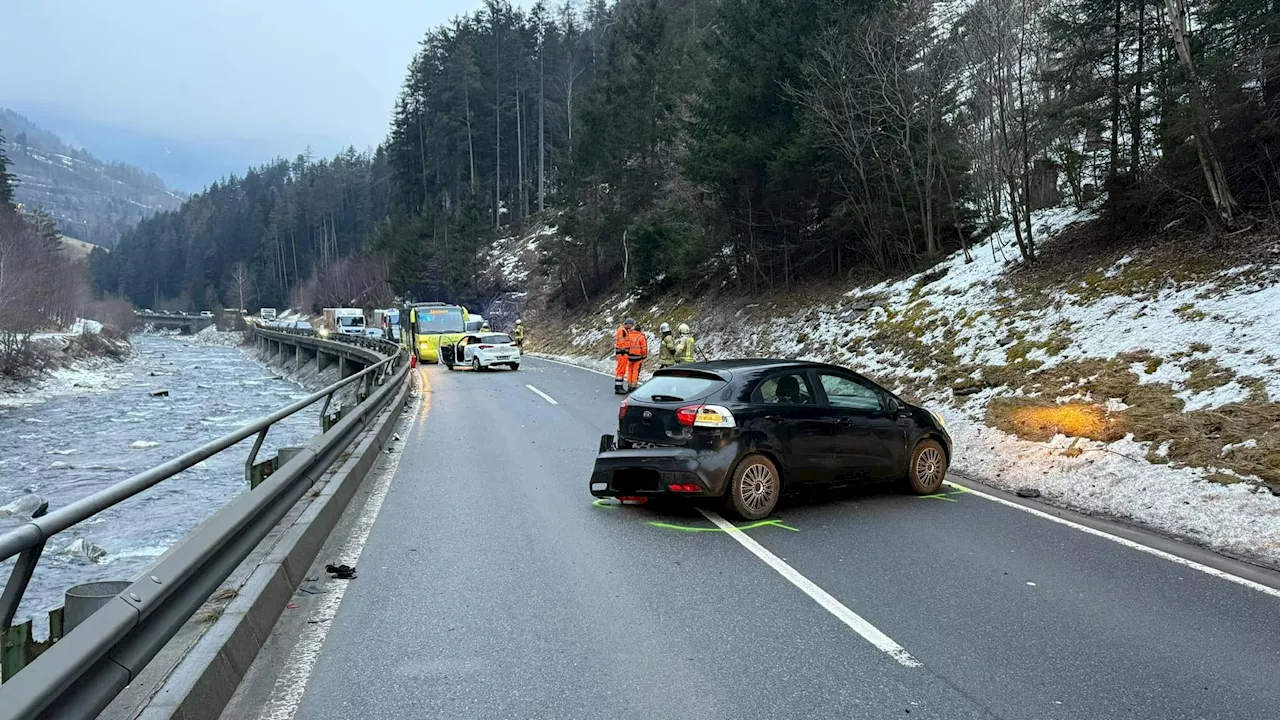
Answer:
[532, 206, 1280, 569]
[0, 359, 131, 410]
[186, 325, 246, 348]
[485, 225, 558, 287]
[30, 317, 103, 340]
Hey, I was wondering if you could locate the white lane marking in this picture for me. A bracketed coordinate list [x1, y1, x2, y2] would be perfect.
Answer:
[526, 353, 613, 377]
[255, 396, 418, 720]
[698, 508, 922, 668]
[947, 481, 1280, 599]
[525, 384, 559, 405]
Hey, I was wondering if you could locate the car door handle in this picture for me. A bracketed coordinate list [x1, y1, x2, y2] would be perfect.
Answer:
[765, 415, 785, 422]
[836, 416, 856, 427]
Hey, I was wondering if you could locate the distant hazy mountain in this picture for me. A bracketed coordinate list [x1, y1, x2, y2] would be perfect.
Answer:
[1, 108, 185, 247]
[8, 104, 334, 193]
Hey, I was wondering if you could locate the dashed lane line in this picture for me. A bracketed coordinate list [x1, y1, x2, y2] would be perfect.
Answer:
[526, 384, 559, 405]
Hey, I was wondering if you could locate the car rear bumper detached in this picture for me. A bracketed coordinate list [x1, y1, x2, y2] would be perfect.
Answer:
[589, 436, 738, 498]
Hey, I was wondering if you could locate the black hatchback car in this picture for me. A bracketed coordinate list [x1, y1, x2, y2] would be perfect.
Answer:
[589, 359, 952, 520]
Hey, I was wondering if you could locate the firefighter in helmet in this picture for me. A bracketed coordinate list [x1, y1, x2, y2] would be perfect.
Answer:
[675, 323, 696, 364]
[657, 322, 676, 369]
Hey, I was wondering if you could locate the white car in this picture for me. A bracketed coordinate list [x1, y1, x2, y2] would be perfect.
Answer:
[442, 332, 521, 371]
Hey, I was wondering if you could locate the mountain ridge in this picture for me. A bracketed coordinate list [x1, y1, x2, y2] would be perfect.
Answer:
[1, 108, 185, 247]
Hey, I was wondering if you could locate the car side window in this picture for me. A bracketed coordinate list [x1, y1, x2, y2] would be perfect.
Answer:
[755, 372, 814, 405]
[817, 372, 884, 411]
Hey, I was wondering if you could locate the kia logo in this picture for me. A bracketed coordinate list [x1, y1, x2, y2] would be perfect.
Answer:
[642, 411, 652, 422]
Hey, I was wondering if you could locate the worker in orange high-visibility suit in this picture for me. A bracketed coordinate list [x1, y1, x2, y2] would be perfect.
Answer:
[625, 325, 649, 390]
[614, 318, 636, 394]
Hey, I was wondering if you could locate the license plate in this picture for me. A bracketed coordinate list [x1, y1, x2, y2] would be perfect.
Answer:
[629, 441, 662, 449]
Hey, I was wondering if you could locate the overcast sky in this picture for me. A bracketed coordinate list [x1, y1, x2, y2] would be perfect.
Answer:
[0, 0, 525, 186]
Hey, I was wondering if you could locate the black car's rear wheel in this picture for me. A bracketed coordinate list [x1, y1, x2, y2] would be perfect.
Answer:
[906, 439, 947, 494]
[726, 454, 780, 521]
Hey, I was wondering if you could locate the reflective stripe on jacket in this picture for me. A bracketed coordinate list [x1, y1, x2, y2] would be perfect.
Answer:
[675, 336, 695, 363]
[658, 334, 676, 365]
[627, 331, 649, 361]
[614, 326, 629, 355]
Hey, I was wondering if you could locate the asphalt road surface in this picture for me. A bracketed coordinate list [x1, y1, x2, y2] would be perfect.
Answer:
[239, 357, 1280, 720]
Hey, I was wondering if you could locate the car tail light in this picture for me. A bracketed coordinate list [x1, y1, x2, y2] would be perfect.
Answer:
[618, 398, 628, 419]
[668, 483, 701, 493]
[677, 404, 736, 428]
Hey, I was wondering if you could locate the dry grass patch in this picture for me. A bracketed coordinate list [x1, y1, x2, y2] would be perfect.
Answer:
[1183, 358, 1236, 391]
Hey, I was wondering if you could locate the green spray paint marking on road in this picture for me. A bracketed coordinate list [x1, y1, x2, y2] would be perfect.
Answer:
[647, 519, 799, 533]
[919, 484, 972, 502]
[592, 499, 620, 509]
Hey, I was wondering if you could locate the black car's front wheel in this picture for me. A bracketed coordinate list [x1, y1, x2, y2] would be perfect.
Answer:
[906, 439, 947, 494]
[726, 454, 780, 521]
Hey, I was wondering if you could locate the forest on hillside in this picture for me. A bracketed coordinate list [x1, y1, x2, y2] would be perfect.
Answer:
[91, 149, 393, 311]
[95, 0, 1279, 312]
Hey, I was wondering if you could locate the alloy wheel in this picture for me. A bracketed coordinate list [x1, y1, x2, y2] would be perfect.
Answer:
[917, 447, 944, 489]
[739, 463, 777, 513]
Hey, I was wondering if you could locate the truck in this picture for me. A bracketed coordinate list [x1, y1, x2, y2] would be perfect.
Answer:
[368, 308, 401, 342]
[322, 308, 367, 337]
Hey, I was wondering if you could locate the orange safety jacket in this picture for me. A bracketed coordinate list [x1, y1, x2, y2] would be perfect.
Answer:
[614, 326, 630, 355]
[627, 331, 649, 361]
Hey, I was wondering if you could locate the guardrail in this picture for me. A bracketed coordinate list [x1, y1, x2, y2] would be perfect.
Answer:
[0, 329, 410, 719]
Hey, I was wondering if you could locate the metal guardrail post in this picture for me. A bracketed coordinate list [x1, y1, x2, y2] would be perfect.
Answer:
[320, 391, 334, 432]
[243, 428, 269, 486]
[0, 503, 49, 630]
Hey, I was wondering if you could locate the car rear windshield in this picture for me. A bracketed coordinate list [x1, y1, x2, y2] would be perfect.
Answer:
[480, 334, 513, 344]
[632, 374, 727, 403]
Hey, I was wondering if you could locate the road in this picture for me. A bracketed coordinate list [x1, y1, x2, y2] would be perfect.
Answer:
[233, 357, 1280, 720]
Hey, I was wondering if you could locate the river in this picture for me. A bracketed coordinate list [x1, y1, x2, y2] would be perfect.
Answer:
[0, 334, 318, 626]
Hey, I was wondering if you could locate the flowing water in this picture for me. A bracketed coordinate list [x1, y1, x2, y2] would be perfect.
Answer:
[0, 334, 318, 625]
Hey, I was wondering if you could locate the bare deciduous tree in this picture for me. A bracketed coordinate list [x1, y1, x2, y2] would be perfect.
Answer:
[961, 0, 1046, 262]
[787, 2, 964, 271]
[226, 262, 255, 311]
[1162, 0, 1237, 226]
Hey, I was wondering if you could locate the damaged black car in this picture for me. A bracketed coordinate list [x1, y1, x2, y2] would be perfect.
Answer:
[589, 360, 953, 520]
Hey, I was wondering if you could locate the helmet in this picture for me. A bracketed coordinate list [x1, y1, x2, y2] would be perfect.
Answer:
[624, 318, 636, 327]
[659, 322, 671, 333]
[516, 319, 523, 326]
[678, 323, 690, 334]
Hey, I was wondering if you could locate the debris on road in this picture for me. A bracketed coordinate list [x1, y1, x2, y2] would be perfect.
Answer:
[325, 563, 357, 579]
[1016, 487, 1041, 498]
